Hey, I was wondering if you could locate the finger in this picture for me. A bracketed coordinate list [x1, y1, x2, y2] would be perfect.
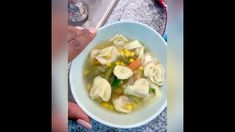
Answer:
[67, 26, 86, 43]
[68, 102, 90, 123]
[77, 119, 92, 129]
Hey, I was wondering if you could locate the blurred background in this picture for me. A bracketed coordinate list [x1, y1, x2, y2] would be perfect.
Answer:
[52, 0, 183, 131]
[167, 0, 183, 131]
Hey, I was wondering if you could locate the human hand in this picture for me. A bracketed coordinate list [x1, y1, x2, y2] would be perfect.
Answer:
[68, 102, 92, 129]
[68, 26, 96, 62]
[68, 26, 96, 129]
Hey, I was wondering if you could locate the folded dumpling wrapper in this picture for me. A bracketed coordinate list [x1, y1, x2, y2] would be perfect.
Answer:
[124, 40, 143, 50]
[113, 65, 133, 79]
[144, 62, 165, 86]
[124, 78, 149, 98]
[141, 53, 159, 65]
[145, 80, 162, 101]
[109, 34, 128, 47]
[90, 76, 111, 102]
[112, 95, 133, 113]
[90, 49, 99, 59]
[95, 46, 121, 64]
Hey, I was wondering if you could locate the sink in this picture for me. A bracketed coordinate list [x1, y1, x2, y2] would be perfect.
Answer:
[68, 0, 119, 28]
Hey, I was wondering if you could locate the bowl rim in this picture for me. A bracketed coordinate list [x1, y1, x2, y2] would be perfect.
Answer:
[69, 20, 167, 128]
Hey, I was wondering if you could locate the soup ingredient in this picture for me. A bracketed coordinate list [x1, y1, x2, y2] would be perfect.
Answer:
[128, 59, 142, 71]
[112, 95, 133, 113]
[90, 49, 99, 58]
[113, 65, 133, 79]
[137, 47, 145, 59]
[144, 86, 162, 103]
[111, 77, 122, 88]
[110, 34, 128, 46]
[141, 53, 159, 65]
[124, 78, 149, 98]
[90, 76, 111, 102]
[100, 102, 114, 111]
[153, 86, 162, 100]
[95, 46, 121, 65]
[149, 87, 155, 93]
[85, 66, 105, 81]
[104, 67, 114, 81]
[124, 40, 143, 50]
[113, 87, 124, 94]
[144, 62, 165, 86]
[117, 56, 129, 64]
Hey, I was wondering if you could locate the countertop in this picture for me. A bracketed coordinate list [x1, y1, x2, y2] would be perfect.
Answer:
[68, 0, 167, 131]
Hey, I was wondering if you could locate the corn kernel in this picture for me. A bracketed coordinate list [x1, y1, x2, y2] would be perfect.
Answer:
[120, 62, 125, 66]
[125, 52, 130, 57]
[120, 51, 125, 55]
[115, 61, 120, 65]
[130, 52, 135, 57]
[129, 58, 134, 62]
[106, 62, 112, 67]
[101, 102, 110, 109]
[139, 66, 144, 71]
[124, 49, 129, 53]
[108, 105, 114, 111]
[125, 104, 133, 111]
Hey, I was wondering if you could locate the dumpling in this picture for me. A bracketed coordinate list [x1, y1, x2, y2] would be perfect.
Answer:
[142, 79, 162, 103]
[109, 34, 128, 46]
[124, 78, 149, 98]
[124, 40, 143, 50]
[144, 62, 165, 86]
[112, 95, 133, 113]
[147, 80, 162, 100]
[136, 47, 145, 60]
[113, 65, 133, 79]
[90, 76, 111, 102]
[141, 53, 159, 65]
[95, 46, 121, 64]
[90, 49, 99, 59]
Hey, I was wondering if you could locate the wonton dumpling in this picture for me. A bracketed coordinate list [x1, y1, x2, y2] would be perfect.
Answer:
[124, 78, 149, 98]
[153, 85, 162, 100]
[147, 80, 162, 100]
[144, 62, 165, 86]
[109, 34, 128, 46]
[90, 76, 111, 102]
[141, 53, 159, 65]
[90, 49, 99, 59]
[124, 40, 143, 50]
[112, 95, 133, 113]
[95, 46, 121, 64]
[113, 65, 133, 79]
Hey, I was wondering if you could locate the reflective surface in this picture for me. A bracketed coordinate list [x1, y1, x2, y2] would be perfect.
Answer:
[68, 0, 119, 28]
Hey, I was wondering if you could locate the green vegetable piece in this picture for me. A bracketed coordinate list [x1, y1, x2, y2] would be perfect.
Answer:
[149, 87, 155, 93]
[104, 67, 113, 80]
[117, 56, 129, 64]
[111, 77, 122, 88]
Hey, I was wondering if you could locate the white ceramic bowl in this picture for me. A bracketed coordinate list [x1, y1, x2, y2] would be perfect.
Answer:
[69, 21, 167, 128]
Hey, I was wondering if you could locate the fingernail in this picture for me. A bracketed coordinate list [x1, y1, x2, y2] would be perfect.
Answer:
[77, 119, 92, 129]
[89, 28, 97, 34]
[75, 26, 84, 30]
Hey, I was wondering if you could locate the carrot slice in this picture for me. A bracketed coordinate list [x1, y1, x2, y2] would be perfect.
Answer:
[128, 59, 142, 71]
